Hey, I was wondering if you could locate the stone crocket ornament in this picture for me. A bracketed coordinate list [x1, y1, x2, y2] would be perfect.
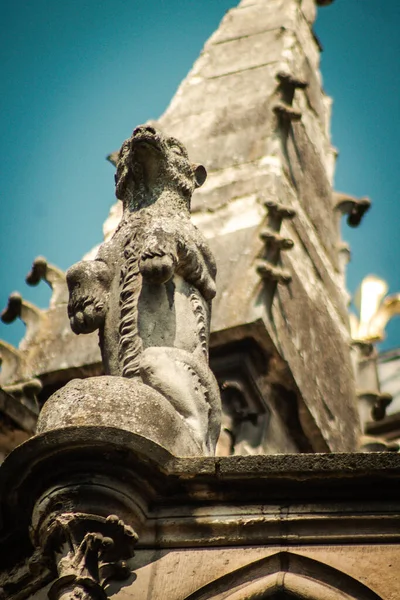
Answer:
[62, 125, 221, 455]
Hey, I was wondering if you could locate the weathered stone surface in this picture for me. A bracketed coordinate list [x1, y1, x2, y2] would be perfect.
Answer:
[165, 64, 278, 124]
[270, 261, 357, 450]
[36, 376, 203, 457]
[0, 388, 34, 462]
[66, 126, 221, 455]
[294, 82, 335, 182]
[194, 190, 357, 450]
[0, 0, 360, 456]
[163, 108, 278, 173]
[207, 0, 298, 46]
[301, 0, 317, 24]
[54, 0, 360, 454]
[192, 28, 287, 80]
[284, 120, 338, 265]
[110, 545, 400, 599]
[1, 432, 399, 598]
[293, 5, 321, 69]
[284, 208, 349, 326]
[17, 305, 101, 382]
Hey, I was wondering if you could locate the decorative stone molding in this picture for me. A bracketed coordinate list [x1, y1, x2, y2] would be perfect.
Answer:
[1, 428, 400, 597]
[263, 200, 297, 221]
[259, 228, 294, 251]
[256, 261, 292, 284]
[29, 465, 145, 599]
[256, 199, 295, 291]
[183, 551, 381, 600]
[277, 71, 308, 91]
[211, 343, 270, 455]
[44, 514, 137, 600]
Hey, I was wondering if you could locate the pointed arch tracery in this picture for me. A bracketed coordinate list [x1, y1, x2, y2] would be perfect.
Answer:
[184, 551, 383, 600]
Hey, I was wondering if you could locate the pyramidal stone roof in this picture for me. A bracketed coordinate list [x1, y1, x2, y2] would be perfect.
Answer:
[150, 0, 358, 450]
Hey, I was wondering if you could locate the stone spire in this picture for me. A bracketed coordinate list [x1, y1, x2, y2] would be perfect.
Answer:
[147, 0, 360, 451]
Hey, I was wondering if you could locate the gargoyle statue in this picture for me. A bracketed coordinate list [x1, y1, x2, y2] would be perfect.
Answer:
[66, 125, 221, 454]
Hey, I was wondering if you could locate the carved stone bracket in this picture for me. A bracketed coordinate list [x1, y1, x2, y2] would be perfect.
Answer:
[273, 103, 302, 122]
[259, 228, 294, 251]
[26, 256, 68, 307]
[1, 292, 44, 345]
[256, 199, 295, 292]
[277, 71, 308, 91]
[263, 200, 297, 223]
[36, 512, 137, 600]
[256, 261, 292, 285]
[2, 377, 42, 414]
[28, 459, 145, 600]
[334, 192, 371, 228]
[273, 70, 307, 136]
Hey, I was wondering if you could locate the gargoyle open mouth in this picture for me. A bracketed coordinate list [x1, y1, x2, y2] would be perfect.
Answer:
[131, 136, 162, 153]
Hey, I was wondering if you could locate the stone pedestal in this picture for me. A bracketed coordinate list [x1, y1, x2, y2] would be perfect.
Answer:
[37, 376, 203, 457]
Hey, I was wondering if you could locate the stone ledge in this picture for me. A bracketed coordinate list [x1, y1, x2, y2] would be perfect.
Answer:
[1, 426, 399, 504]
[0, 426, 399, 578]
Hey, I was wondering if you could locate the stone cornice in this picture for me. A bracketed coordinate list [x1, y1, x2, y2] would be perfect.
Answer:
[0, 427, 399, 597]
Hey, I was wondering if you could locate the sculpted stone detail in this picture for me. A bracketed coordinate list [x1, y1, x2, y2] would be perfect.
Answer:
[44, 514, 137, 600]
[66, 126, 221, 454]
[256, 199, 295, 293]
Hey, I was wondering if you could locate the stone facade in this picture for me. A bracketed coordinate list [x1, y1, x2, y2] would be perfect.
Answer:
[0, 1, 398, 599]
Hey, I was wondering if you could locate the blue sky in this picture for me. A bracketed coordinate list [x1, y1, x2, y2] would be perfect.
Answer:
[1, 0, 400, 350]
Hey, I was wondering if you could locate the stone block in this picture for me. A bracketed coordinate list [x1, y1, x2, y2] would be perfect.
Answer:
[164, 108, 277, 172]
[194, 29, 287, 80]
[284, 120, 338, 266]
[207, 0, 298, 46]
[163, 63, 279, 123]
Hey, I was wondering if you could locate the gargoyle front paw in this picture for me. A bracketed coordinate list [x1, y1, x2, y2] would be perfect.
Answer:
[66, 260, 111, 335]
[139, 254, 175, 284]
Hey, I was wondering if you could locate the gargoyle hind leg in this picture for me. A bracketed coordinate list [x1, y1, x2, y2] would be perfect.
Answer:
[139, 347, 221, 455]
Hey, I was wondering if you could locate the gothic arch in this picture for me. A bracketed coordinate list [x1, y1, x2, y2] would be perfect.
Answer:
[184, 551, 383, 600]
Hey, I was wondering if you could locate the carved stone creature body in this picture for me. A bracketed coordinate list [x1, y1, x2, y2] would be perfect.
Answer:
[66, 126, 221, 454]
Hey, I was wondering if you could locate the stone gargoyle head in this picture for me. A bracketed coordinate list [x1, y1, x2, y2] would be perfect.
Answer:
[115, 125, 207, 211]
